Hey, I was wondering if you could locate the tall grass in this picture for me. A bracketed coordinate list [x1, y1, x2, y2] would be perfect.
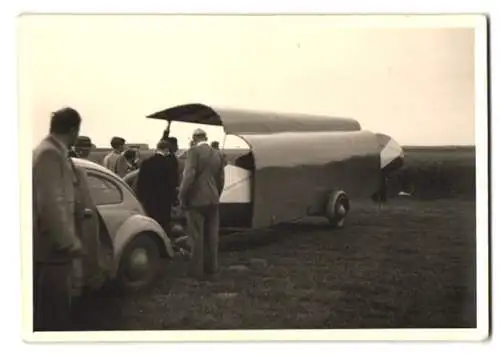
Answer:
[387, 147, 476, 200]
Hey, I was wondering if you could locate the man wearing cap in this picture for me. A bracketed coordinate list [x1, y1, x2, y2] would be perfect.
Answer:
[179, 128, 225, 280]
[103, 136, 128, 177]
[74, 136, 93, 159]
[68, 136, 93, 159]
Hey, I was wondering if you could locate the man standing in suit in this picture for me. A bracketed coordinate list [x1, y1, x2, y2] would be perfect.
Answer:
[103, 136, 128, 177]
[179, 129, 225, 280]
[32, 107, 85, 331]
[136, 140, 179, 235]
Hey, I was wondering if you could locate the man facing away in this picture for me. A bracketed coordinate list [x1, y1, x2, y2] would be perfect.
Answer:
[32, 107, 86, 331]
[68, 136, 93, 159]
[136, 140, 179, 235]
[123, 148, 140, 174]
[211, 140, 227, 166]
[103, 136, 128, 177]
[179, 128, 225, 280]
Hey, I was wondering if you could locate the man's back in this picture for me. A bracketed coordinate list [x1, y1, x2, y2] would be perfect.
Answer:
[32, 136, 79, 263]
[179, 143, 225, 207]
[137, 154, 176, 201]
[103, 151, 128, 177]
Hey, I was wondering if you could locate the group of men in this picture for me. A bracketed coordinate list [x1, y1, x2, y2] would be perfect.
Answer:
[32, 107, 226, 331]
[132, 128, 226, 279]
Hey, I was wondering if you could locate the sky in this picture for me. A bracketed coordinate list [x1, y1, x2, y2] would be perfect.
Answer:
[18, 15, 477, 149]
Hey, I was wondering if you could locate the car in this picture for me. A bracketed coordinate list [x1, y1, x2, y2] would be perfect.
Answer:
[72, 157, 175, 292]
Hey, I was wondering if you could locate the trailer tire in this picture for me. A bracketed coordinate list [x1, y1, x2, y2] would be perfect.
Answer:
[325, 190, 350, 228]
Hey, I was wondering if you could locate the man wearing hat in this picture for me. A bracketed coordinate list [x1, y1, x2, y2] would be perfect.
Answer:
[74, 136, 93, 159]
[179, 128, 225, 280]
[68, 136, 93, 159]
[103, 136, 128, 177]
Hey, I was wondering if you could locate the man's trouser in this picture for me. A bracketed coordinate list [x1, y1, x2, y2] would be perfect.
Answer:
[185, 204, 220, 278]
[33, 262, 73, 331]
[146, 203, 173, 236]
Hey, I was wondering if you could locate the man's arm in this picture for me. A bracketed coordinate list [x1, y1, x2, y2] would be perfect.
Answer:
[116, 155, 128, 177]
[216, 154, 225, 197]
[34, 150, 82, 254]
[102, 153, 110, 168]
[171, 156, 180, 189]
[178, 148, 197, 206]
[136, 161, 149, 202]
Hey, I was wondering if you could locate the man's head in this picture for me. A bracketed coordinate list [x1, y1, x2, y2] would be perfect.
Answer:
[166, 137, 179, 153]
[49, 107, 82, 147]
[211, 141, 220, 150]
[110, 136, 126, 153]
[192, 128, 208, 145]
[74, 136, 92, 158]
[156, 140, 171, 155]
[123, 148, 138, 164]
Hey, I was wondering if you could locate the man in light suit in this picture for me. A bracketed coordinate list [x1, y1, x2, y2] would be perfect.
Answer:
[179, 129, 225, 280]
[32, 107, 86, 331]
[103, 136, 128, 177]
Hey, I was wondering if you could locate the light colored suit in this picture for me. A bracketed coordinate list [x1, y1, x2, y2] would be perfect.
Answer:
[33, 135, 83, 262]
[103, 151, 128, 177]
[32, 135, 83, 330]
[179, 142, 225, 207]
[179, 142, 225, 278]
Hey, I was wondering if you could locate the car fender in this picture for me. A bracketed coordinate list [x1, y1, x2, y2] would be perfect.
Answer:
[113, 214, 175, 270]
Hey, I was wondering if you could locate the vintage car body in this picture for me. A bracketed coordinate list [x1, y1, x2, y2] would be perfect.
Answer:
[141, 103, 405, 230]
[72, 158, 174, 291]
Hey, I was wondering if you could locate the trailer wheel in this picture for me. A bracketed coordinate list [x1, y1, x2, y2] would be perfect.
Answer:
[325, 190, 350, 228]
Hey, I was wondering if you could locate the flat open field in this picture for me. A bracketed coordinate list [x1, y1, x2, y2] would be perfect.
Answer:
[75, 198, 477, 330]
[388, 146, 476, 199]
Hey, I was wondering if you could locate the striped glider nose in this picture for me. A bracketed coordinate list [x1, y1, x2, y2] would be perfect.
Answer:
[376, 133, 404, 173]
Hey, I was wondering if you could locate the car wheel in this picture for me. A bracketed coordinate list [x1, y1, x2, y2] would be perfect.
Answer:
[117, 233, 161, 291]
[325, 190, 350, 228]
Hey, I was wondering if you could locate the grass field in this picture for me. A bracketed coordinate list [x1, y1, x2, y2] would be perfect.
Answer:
[75, 198, 476, 330]
[73, 146, 477, 330]
[388, 146, 475, 199]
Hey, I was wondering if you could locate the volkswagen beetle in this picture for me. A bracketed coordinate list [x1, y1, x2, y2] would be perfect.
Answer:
[72, 157, 174, 292]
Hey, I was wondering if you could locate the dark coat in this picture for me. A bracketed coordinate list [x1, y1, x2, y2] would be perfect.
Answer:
[136, 153, 178, 230]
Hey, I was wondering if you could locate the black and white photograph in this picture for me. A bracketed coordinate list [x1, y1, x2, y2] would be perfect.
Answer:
[16, 12, 489, 343]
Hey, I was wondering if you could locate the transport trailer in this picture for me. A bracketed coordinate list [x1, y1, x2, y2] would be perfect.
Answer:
[144, 103, 404, 230]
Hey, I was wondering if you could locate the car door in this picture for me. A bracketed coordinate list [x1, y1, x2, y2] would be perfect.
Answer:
[73, 166, 109, 290]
